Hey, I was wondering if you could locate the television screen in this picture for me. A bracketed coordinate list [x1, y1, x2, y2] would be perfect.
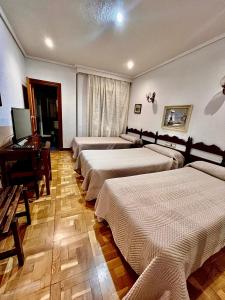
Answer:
[11, 108, 32, 142]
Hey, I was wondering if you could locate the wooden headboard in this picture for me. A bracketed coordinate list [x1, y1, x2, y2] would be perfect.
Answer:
[141, 130, 192, 164]
[156, 133, 187, 146]
[126, 127, 142, 138]
[188, 141, 225, 166]
[156, 134, 192, 164]
[141, 130, 157, 144]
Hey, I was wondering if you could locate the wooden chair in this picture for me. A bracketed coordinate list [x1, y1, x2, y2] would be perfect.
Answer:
[0, 185, 31, 266]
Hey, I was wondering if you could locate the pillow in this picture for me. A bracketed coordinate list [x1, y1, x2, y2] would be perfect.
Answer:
[186, 161, 225, 181]
[120, 134, 142, 144]
[144, 144, 184, 168]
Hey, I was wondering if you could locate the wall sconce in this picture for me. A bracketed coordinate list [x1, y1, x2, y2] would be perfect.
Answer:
[146, 92, 156, 103]
[220, 76, 225, 95]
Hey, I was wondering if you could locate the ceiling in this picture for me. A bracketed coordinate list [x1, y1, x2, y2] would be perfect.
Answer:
[1, 0, 225, 77]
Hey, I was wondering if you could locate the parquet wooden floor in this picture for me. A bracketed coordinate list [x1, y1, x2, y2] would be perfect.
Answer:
[0, 151, 225, 300]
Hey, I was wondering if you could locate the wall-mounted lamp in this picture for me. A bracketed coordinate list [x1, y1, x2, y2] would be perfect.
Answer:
[146, 92, 156, 103]
[220, 76, 225, 95]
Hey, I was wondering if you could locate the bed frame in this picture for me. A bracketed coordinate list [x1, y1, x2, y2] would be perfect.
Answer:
[156, 134, 192, 164]
[141, 130, 157, 144]
[141, 130, 192, 164]
[127, 127, 225, 166]
[188, 141, 225, 166]
[126, 127, 143, 138]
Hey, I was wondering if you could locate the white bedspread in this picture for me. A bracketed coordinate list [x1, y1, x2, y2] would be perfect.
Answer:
[72, 136, 133, 158]
[76, 147, 182, 200]
[95, 162, 225, 300]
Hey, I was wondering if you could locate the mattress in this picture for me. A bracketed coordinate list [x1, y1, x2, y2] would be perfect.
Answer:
[95, 162, 225, 300]
[72, 136, 134, 158]
[75, 146, 184, 200]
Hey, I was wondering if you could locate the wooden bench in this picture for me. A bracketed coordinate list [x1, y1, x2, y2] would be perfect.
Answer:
[0, 185, 31, 266]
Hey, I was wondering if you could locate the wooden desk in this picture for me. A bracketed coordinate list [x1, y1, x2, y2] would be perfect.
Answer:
[0, 136, 51, 196]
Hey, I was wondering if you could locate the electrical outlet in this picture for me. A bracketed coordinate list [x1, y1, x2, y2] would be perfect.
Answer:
[165, 142, 176, 148]
[171, 143, 176, 148]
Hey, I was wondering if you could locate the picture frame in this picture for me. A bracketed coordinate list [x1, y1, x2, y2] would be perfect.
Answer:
[134, 104, 142, 114]
[161, 105, 193, 132]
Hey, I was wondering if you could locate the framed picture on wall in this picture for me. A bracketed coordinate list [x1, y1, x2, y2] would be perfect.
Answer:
[161, 105, 193, 132]
[134, 104, 142, 114]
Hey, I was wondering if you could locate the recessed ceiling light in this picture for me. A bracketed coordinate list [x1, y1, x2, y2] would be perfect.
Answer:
[127, 60, 134, 69]
[116, 12, 124, 24]
[45, 37, 54, 49]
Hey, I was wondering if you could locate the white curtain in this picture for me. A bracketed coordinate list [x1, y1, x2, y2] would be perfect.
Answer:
[87, 75, 130, 136]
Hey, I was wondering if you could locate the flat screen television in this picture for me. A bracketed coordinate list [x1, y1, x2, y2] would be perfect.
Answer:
[11, 108, 32, 143]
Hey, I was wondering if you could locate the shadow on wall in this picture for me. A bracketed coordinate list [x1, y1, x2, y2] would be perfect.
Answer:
[152, 102, 158, 114]
[204, 91, 225, 115]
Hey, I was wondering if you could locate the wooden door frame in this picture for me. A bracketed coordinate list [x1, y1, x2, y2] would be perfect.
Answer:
[27, 78, 63, 150]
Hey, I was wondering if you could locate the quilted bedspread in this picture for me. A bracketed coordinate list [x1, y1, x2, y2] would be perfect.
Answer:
[76, 147, 181, 200]
[95, 162, 225, 300]
[71, 136, 133, 158]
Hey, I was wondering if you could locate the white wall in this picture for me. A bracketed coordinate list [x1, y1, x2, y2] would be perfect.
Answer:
[25, 58, 76, 148]
[128, 39, 225, 149]
[0, 17, 25, 146]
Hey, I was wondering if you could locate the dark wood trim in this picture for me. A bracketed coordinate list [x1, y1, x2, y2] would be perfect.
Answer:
[126, 127, 142, 138]
[156, 134, 192, 164]
[184, 137, 193, 164]
[57, 83, 63, 150]
[126, 127, 225, 166]
[22, 84, 29, 108]
[222, 155, 225, 167]
[156, 133, 187, 146]
[141, 131, 192, 163]
[191, 142, 224, 156]
[28, 78, 61, 87]
[0, 186, 31, 266]
[189, 141, 225, 166]
[142, 130, 158, 144]
[27, 78, 63, 150]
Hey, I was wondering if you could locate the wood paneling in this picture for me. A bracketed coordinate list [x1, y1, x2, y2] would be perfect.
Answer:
[0, 151, 225, 299]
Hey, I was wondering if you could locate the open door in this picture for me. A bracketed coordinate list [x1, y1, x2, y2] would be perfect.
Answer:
[26, 77, 63, 149]
[27, 77, 38, 134]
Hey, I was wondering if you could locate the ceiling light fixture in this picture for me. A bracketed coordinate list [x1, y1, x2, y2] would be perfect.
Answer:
[45, 37, 54, 49]
[127, 60, 134, 69]
[116, 12, 124, 24]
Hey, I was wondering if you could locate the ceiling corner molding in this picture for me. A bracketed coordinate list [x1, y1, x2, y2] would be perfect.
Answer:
[26, 55, 75, 69]
[76, 64, 133, 82]
[135, 33, 225, 79]
[0, 5, 26, 56]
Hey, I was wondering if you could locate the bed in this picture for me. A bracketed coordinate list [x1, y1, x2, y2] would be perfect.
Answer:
[71, 128, 142, 158]
[95, 143, 225, 300]
[75, 133, 189, 200]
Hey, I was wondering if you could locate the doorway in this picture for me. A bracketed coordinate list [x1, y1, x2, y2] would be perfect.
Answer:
[27, 78, 63, 149]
